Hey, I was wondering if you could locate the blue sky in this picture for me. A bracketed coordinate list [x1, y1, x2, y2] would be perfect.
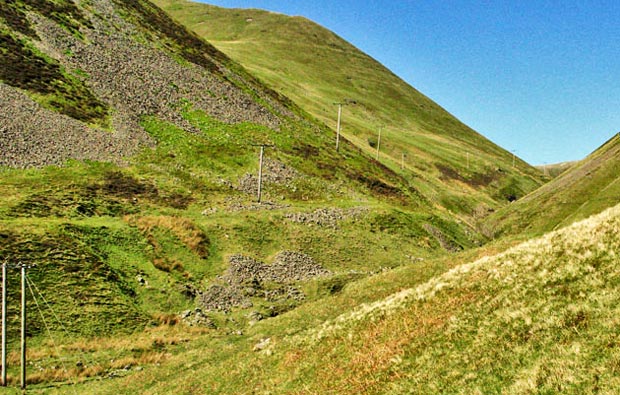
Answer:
[196, 0, 620, 165]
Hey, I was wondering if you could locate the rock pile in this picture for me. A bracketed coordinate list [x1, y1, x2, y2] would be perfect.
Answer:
[0, 83, 151, 168]
[180, 308, 216, 328]
[225, 198, 289, 212]
[270, 251, 332, 281]
[199, 251, 330, 313]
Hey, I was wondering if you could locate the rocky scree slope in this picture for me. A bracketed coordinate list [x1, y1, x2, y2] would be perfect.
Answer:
[0, 0, 287, 168]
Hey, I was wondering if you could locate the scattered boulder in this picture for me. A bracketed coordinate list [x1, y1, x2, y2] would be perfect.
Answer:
[253, 337, 271, 352]
[247, 311, 263, 325]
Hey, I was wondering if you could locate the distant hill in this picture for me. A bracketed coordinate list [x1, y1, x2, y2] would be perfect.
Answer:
[154, 0, 546, 221]
[487, 133, 620, 236]
[536, 161, 576, 178]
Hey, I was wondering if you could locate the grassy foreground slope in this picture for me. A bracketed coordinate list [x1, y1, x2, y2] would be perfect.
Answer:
[154, 0, 546, 220]
[69, 196, 620, 394]
[488, 133, 620, 237]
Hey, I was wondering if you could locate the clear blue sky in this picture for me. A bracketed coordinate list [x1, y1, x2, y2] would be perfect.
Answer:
[197, 0, 620, 165]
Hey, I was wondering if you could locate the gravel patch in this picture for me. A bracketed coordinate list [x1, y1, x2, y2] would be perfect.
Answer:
[237, 159, 301, 195]
[0, 83, 150, 168]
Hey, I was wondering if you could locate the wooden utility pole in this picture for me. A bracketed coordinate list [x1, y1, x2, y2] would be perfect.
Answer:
[253, 144, 274, 203]
[401, 152, 405, 170]
[376, 127, 382, 160]
[257, 145, 265, 203]
[1, 262, 6, 387]
[334, 100, 355, 152]
[0, 263, 33, 390]
[335, 103, 342, 152]
[20, 265, 26, 390]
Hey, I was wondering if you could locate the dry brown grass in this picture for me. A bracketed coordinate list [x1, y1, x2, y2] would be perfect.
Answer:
[124, 215, 210, 273]
[125, 215, 210, 257]
[153, 312, 182, 326]
[287, 291, 479, 395]
[3, 324, 210, 386]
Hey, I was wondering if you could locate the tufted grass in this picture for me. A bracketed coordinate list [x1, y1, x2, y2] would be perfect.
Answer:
[0, 107, 485, 391]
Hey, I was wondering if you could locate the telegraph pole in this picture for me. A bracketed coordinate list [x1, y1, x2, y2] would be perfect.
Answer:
[333, 100, 355, 152]
[335, 103, 342, 152]
[375, 126, 384, 160]
[252, 144, 274, 203]
[1, 261, 6, 387]
[0, 262, 33, 390]
[20, 265, 25, 390]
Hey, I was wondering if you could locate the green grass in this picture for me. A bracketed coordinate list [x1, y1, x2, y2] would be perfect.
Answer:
[0, 105, 486, 390]
[2, 1, 608, 392]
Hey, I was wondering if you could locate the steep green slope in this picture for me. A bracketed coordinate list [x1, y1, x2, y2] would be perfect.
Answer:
[487, 133, 620, 237]
[65, 201, 620, 394]
[0, 1, 583, 391]
[154, 0, 546, 221]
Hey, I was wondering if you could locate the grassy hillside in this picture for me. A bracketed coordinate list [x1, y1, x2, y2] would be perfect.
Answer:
[5, 1, 608, 392]
[487, 133, 620, 237]
[153, 0, 546, 222]
[36, 197, 620, 394]
[0, 0, 503, 389]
